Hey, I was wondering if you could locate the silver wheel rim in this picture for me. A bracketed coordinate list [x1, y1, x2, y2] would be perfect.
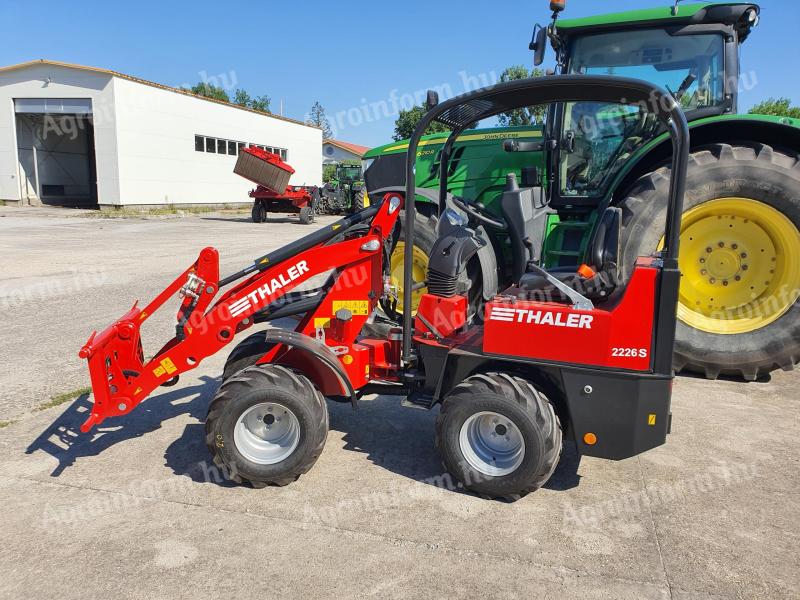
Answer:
[459, 411, 525, 477]
[234, 402, 300, 465]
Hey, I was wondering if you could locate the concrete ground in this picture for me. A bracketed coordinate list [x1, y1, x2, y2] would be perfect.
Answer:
[0, 205, 797, 599]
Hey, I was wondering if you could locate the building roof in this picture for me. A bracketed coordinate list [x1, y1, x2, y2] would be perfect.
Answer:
[324, 139, 370, 157]
[0, 59, 319, 130]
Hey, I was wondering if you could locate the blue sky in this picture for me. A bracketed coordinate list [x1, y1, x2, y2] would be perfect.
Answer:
[0, 1, 796, 147]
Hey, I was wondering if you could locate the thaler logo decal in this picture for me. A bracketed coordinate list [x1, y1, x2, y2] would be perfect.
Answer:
[490, 306, 593, 329]
[228, 261, 310, 318]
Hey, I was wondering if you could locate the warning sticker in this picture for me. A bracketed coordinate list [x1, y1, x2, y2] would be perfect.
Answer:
[314, 317, 331, 329]
[332, 300, 369, 316]
[153, 357, 178, 378]
[648, 414, 657, 426]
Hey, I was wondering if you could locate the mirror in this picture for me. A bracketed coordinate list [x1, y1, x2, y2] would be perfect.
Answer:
[531, 24, 548, 66]
[426, 90, 439, 111]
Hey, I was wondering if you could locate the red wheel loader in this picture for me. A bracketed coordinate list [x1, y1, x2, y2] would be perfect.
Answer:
[79, 75, 689, 500]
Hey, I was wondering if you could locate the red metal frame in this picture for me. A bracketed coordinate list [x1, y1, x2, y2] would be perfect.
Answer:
[79, 196, 402, 432]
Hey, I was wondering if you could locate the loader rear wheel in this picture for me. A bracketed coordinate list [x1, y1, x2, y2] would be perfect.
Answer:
[205, 365, 328, 488]
[222, 331, 275, 382]
[252, 201, 267, 223]
[435, 373, 562, 501]
[619, 143, 800, 380]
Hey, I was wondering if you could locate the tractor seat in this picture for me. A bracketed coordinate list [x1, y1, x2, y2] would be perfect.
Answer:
[517, 206, 622, 303]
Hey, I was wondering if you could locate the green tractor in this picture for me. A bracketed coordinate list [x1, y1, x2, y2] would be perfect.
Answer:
[320, 162, 368, 214]
[363, 1, 800, 381]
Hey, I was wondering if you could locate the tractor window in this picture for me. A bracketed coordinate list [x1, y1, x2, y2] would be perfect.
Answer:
[559, 29, 725, 197]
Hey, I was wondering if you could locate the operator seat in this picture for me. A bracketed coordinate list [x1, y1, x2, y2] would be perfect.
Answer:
[498, 173, 621, 302]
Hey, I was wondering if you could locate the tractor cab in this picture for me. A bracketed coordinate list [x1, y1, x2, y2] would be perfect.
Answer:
[529, 1, 760, 210]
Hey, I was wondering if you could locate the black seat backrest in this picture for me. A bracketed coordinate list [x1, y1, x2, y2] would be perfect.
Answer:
[500, 175, 542, 282]
[588, 207, 622, 273]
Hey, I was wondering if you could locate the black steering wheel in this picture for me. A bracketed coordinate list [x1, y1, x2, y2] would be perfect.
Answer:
[452, 197, 507, 230]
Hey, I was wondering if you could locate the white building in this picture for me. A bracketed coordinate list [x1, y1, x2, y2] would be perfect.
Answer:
[0, 60, 322, 208]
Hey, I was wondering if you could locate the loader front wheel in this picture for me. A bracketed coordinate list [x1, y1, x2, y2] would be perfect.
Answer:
[205, 365, 328, 488]
[435, 373, 562, 501]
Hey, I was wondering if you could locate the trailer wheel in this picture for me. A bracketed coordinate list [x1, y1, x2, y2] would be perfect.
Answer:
[299, 206, 314, 225]
[252, 201, 267, 223]
[435, 373, 562, 501]
[619, 143, 800, 380]
[205, 365, 328, 488]
[222, 331, 276, 382]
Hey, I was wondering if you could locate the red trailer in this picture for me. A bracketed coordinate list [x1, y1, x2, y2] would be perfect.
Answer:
[234, 147, 320, 224]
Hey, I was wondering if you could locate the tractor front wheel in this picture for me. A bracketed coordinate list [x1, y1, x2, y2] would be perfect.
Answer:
[435, 373, 562, 501]
[205, 365, 329, 488]
[619, 143, 800, 380]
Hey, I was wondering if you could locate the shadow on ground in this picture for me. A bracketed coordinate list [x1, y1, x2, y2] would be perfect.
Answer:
[27, 377, 580, 497]
[26, 376, 217, 476]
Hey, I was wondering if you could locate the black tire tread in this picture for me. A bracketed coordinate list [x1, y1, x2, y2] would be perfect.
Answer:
[618, 142, 800, 381]
[205, 364, 328, 488]
[435, 372, 562, 501]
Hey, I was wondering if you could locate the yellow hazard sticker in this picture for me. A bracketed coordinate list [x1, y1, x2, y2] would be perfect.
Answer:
[648, 414, 657, 426]
[332, 300, 369, 316]
[343, 355, 354, 365]
[152, 357, 178, 378]
[139, 311, 148, 321]
[314, 317, 331, 329]
[134, 387, 142, 396]
[332, 224, 341, 231]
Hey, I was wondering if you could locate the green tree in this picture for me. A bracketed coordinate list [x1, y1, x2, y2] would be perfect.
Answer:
[190, 82, 230, 103]
[393, 105, 450, 141]
[234, 89, 251, 106]
[307, 101, 333, 139]
[496, 66, 547, 126]
[749, 98, 800, 119]
[323, 164, 337, 183]
[250, 95, 271, 113]
[234, 89, 271, 113]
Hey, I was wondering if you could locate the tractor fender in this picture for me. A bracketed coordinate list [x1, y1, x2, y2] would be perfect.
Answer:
[367, 185, 452, 215]
[611, 115, 800, 202]
[257, 328, 358, 408]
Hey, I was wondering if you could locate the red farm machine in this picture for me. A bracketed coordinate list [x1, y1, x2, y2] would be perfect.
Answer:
[79, 76, 689, 500]
[235, 147, 322, 225]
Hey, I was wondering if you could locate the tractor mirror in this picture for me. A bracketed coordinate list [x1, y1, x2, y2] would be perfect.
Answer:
[530, 25, 548, 66]
[550, 0, 565, 13]
[426, 90, 439, 111]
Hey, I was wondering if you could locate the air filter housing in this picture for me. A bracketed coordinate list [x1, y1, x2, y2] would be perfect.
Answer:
[234, 147, 295, 193]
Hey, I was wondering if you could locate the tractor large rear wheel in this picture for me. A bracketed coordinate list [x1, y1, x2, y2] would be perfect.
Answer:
[619, 143, 800, 380]
[390, 209, 438, 315]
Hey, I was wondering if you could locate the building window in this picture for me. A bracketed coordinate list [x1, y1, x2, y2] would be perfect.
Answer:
[280, 149, 288, 161]
[206, 137, 216, 153]
[195, 135, 204, 152]
[238, 142, 245, 153]
[217, 139, 227, 154]
[228, 141, 237, 156]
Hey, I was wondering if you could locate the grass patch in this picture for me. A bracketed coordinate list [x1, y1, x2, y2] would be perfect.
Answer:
[89, 205, 250, 219]
[0, 420, 16, 429]
[35, 386, 93, 412]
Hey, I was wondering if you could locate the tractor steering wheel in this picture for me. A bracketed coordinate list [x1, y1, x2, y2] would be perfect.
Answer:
[452, 197, 507, 230]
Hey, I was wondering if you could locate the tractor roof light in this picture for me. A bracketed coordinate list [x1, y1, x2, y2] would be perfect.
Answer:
[550, 0, 565, 13]
[745, 7, 759, 26]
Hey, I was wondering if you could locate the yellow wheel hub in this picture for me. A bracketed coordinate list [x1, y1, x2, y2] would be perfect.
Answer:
[390, 242, 429, 314]
[671, 198, 800, 334]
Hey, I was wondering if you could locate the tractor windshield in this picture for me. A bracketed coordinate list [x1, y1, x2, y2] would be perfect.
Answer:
[338, 166, 362, 181]
[559, 28, 725, 197]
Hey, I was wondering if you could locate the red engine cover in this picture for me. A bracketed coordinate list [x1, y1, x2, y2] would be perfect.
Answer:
[483, 265, 659, 371]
